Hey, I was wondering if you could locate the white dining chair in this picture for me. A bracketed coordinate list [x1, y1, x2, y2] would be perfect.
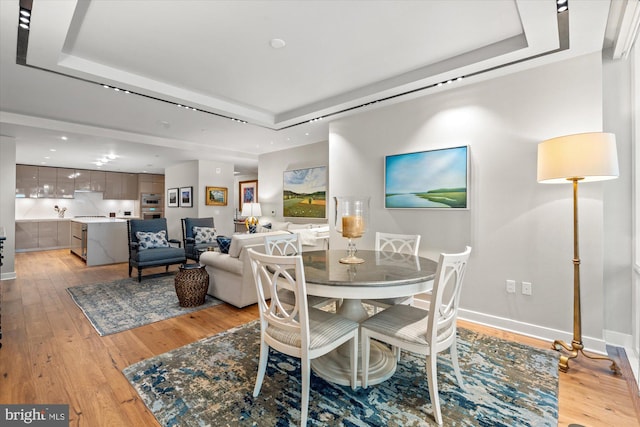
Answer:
[363, 232, 422, 312]
[360, 246, 471, 426]
[263, 233, 339, 310]
[247, 248, 359, 426]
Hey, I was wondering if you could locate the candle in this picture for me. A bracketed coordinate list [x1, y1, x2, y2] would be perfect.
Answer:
[342, 215, 364, 238]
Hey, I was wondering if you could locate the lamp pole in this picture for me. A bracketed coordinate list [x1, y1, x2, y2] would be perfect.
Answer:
[551, 177, 621, 374]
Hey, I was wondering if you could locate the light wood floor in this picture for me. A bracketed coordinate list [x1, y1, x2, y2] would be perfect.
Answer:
[1, 249, 638, 426]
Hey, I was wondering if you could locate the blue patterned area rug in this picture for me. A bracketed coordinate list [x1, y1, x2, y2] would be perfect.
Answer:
[67, 274, 222, 336]
[123, 321, 559, 426]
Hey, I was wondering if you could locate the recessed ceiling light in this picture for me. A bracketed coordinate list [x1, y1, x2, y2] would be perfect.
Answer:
[270, 38, 286, 49]
[61, 136, 68, 140]
[50, 149, 56, 152]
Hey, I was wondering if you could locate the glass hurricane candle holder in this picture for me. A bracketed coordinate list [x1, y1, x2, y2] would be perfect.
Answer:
[334, 196, 370, 264]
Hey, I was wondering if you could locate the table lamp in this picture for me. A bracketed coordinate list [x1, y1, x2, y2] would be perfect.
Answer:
[537, 132, 621, 374]
[242, 202, 262, 233]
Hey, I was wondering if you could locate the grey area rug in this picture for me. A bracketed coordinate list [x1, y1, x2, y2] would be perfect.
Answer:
[123, 321, 559, 426]
[67, 274, 222, 336]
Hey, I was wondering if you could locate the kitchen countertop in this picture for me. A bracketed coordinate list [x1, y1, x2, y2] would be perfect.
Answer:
[15, 218, 72, 222]
[71, 218, 128, 224]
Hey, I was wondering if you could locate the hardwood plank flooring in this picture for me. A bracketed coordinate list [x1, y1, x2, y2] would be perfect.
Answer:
[1, 249, 638, 426]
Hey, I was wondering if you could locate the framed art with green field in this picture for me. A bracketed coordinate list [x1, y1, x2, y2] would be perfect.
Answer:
[385, 145, 469, 209]
[283, 166, 327, 218]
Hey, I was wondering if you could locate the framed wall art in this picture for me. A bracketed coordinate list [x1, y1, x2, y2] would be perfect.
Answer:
[283, 166, 327, 218]
[179, 186, 193, 208]
[385, 145, 469, 209]
[206, 186, 227, 206]
[239, 180, 258, 213]
[167, 188, 179, 207]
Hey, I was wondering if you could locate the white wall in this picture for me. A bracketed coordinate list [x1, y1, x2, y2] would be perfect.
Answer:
[329, 52, 616, 352]
[165, 160, 236, 241]
[603, 51, 634, 337]
[0, 135, 16, 279]
[258, 141, 329, 224]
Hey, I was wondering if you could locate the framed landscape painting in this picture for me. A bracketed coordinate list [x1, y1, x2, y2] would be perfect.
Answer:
[205, 186, 227, 206]
[179, 186, 193, 208]
[385, 145, 468, 209]
[283, 166, 327, 218]
[167, 188, 178, 207]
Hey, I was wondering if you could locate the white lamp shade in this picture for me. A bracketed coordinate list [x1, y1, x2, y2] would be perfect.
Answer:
[241, 202, 262, 217]
[537, 132, 619, 183]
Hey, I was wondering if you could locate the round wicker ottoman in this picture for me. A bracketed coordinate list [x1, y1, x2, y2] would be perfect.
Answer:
[174, 263, 209, 307]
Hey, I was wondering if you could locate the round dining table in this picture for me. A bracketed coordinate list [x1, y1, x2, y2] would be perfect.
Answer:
[301, 249, 438, 386]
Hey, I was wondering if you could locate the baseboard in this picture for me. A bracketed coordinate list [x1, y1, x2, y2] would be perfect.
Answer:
[1, 271, 16, 280]
[454, 307, 608, 354]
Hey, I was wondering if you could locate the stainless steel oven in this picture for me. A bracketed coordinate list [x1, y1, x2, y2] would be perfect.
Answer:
[141, 209, 163, 219]
[141, 193, 162, 207]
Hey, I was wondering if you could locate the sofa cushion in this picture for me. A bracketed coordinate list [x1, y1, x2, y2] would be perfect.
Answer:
[193, 226, 217, 244]
[216, 236, 232, 254]
[270, 221, 291, 231]
[136, 230, 169, 249]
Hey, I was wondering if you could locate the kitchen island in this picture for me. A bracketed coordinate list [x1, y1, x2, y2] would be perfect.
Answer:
[70, 218, 129, 266]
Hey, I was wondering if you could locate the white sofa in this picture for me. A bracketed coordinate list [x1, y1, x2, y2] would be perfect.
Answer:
[199, 223, 329, 308]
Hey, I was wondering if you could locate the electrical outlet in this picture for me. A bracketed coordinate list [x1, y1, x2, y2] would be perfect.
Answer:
[506, 280, 516, 293]
[522, 281, 532, 295]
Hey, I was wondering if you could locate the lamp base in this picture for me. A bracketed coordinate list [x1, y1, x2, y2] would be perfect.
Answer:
[552, 338, 621, 375]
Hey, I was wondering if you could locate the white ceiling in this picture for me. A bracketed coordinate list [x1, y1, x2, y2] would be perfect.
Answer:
[0, 0, 627, 175]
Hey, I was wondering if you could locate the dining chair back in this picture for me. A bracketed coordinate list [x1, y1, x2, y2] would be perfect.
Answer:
[360, 246, 472, 425]
[247, 249, 359, 426]
[264, 233, 303, 256]
[263, 234, 337, 310]
[375, 232, 421, 255]
[364, 232, 422, 311]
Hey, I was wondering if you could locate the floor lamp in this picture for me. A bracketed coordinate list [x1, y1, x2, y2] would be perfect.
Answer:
[537, 132, 621, 375]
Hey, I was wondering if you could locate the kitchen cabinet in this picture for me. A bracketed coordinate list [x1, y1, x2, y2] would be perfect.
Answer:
[122, 173, 139, 199]
[37, 166, 57, 198]
[105, 172, 139, 200]
[105, 172, 123, 199]
[57, 221, 70, 247]
[90, 171, 106, 192]
[70, 218, 128, 266]
[15, 165, 39, 198]
[139, 174, 164, 195]
[56, 168, 75, 199]
[74, 169, 91, 191]
[15, 222, 38, 250]
[16, 165, 76, 199]
[15, 220, 71, 251]
[74, 169, 106, 192]
[38, 222, 58, 248]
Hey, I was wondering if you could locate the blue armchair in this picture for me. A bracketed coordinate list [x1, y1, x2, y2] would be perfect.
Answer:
[181, 217, 217, 261]
[128, 218, 186, 282]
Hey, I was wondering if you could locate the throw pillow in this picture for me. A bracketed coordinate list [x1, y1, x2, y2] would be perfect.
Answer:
[216, 236, 232, 254]
[193, 226, 216, 244]
[136, 230, 169, 250]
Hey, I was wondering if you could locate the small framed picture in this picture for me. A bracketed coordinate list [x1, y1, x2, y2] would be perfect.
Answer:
[205, 186, 227, 206]
[179, 186, 193, 207]
[167, 188, 179, 207]
[239, 180, 258, 213]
